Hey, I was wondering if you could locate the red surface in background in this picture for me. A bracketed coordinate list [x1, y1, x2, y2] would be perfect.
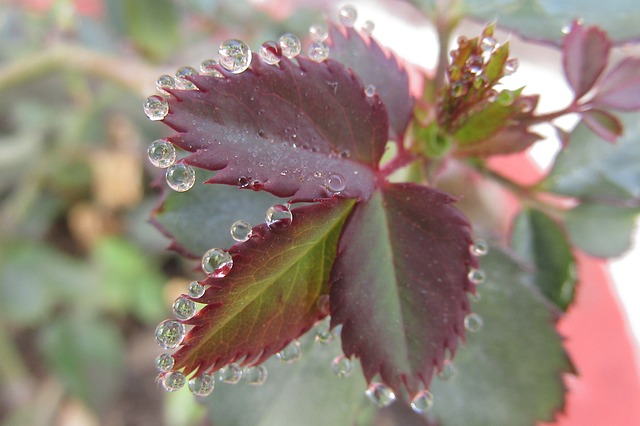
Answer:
[490, 155, 640, 426]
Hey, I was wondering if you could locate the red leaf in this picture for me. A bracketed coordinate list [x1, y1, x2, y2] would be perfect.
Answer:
[562, 21, 611, 99]
[172, 199, 354, 375]
[455, 126, 543, 157]
[162, 56, 388, 202]
[327, 24, 415, 141]
[591, 57, 640, 111]
[580, 108, 623, 143]
[330, 183, 476, 394]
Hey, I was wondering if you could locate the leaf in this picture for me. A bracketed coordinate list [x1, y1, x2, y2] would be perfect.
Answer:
[543, 112, 640, 200]
[580, 108, 623, 142]
[173, 199, 355, 375]
[454, 126, 542, 157]
[562, 21, 611, 99]
[330, 183, 475, 394]
[327, 24, 415, 141]
[152, 171, 283, 257]
[461, 0, 640, 44]
[592, 57, 640, 111]
[205, 331, 372, 426]
[428, 249, 572, 426]
[510, 209, 577, 311]
[565, 203, 639, 257]
[163, 56, 388, 202]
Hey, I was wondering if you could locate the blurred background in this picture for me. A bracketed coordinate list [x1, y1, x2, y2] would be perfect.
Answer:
[0, 0, 637, 425]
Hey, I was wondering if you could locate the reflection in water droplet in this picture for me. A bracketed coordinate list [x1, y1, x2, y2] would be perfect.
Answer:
[230, 220, 253, 242]
[218, 364, 243, 384]
[200, 59, 224, 78]
[410, 390, 434, 413]
[314, 317, 334, 344]
[259, 41, 282, 65]
[480, 36, 497, 53]
[365, 382, 396, 407]
[243, 365, 268, 386]
[166, 163, 196, 192]
[189, 373, 215, 396]
[201, 248, 233, 278]
[173, 296, 196, 320]
[278, 33, 301, 58]
[308, 41, 329, 62]
[148, 139, 176, 168]
[361, 20, 375, 35]
[339, 5, 358, 27]
[464, 313, 484, 332]
[218, 39, 252, 74]
[276, 340, 302, 363]
[155, 353, 175, 372]
[162, 371, 186, 391]
[265, 204, 293, 230]
[332, 355, 353, 377]
[325, 173, 346, 193]
[187, 281, 205, 298]
[364, 84, 376, 97]
[238, 176, 251, 188]
[504, 58, 519, 75]
[155, 319, 186, 349]
[468, 268, 486, 285]
[466, 56, 483, 74]
[175, 66, 198, 90]
[309, 23, 328, 41]
[156, 75, 176, 94]
[439, 360, 456, 381]
[143, 95, 169, 121]
[471, 239, 489, 256]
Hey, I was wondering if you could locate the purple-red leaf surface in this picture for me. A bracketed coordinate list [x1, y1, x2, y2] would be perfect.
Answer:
[163, 56, 388, 202]
[562, 21, 611, 99]
[591, 57, 640, 111]
[580, 108, 623, 143]
[327, 24, 415, 142]
[330, 183, 476, 394]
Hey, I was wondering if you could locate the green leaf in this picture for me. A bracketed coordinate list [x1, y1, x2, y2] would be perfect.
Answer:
[428, 249, 572, 426]
[565, 203, 639, 257]
[153, 172, 283, 256]
[462, 0, 640, 44]
[173, 199, 355, 375]
[510, 208, 577, 311]
[543, 112, 640, 200]
[40, 314, 126, 413]
[204, 331, 371, 426]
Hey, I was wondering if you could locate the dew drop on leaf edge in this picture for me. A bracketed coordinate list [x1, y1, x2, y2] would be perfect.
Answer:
[148, 139, 176, 168]
[471, 239, 489, 256]
[309, 23, 328, 41]
[339, 5, 358, 27]
[361, 20, 375, 35]
[324, 173, 346, 194]
[189, 373, 215, 396]
[187, 281, 205, 299]
[201, 248, 233, 278]
[364, 84, 376, 97]
[155, 353, 175, 373]
[155, 319, 186, 350]
[308, 41, 329, 62]
[165, 163, 196, 192]
[365, 382, 396, 407]
[276, 340, 302, 363]
[468, 268, 487, 285]
[259, 40, 282, 65]
[243, 365, 268, 386]
[439, 360, 457, 381]
[156, 74, 176, 94]
[218, 364, 243, 384]
[172, 296, 196, 320]
[265, 204, 293, 230]
[143, 95, 168, 121]
[314, 317, 334, 344]
[162, 371, 186, 391]
[278, 33, 301, 58]
[175, 66, 198, 90]
[230, 220, 253, 242]
[464, 313, 484, 332]
[331, 355, 353, 377]
[218, 39, 252, 74]
[410, 390, 434, 414]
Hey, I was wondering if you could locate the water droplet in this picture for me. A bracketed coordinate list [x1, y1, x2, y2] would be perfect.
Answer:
[265, 204, 293, 230]
[201, 248, 233, 278]
[504, 58, 519, 75]
[278, 33, 301, 58]
[189, 373, 215, 396]
[332, 355, 353, 377]
[466, 56, 483, 74]
[313, 171, 323, 179]
[365, 382, 396, 407]
[364, 84, 375, 97]
[143, 95, 169, 121]
[464, 313, 484, 332]
[173, 296, 196, 320]
[309, 23, 328, 41]
[361, 20, 375, 35]
[218, 39, 252, 74]
[155, 353, 175, 372]
[468, 268, 486, 285]
[155, 319, 186, 349]
[187, 281, 205, 298]
[162, 371, 186, 391]
[308, 41, 329, 62]
[148, 139, 176, 168]
[175, 66, 198, 90]
[230, 220, 253, 242]
[238, 176, 251, 188]
[561, 23, 572, 34]
[166, 163, 196, 192]
[451, 82, 467, 98]
[276, 340, 302, 363]
[218, 364, 242, 384]
[200, 59, 224, 78]
[439, 360, 457, 381]
[480, 36, 497, 53]
[471, 239, 489, 256]
[314, 317, 334, 344]
[259, 40, 282, 65]
[410, 390, 434, 413]
[325, 173, 346, 194]
[497, 89, 515, 106]
[243, 365, 268, 386]
[339, 5, 358, 27]
[156, 74, 176, 94]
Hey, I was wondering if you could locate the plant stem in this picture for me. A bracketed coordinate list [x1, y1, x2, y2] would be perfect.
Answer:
[380, 147, 418, 178]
